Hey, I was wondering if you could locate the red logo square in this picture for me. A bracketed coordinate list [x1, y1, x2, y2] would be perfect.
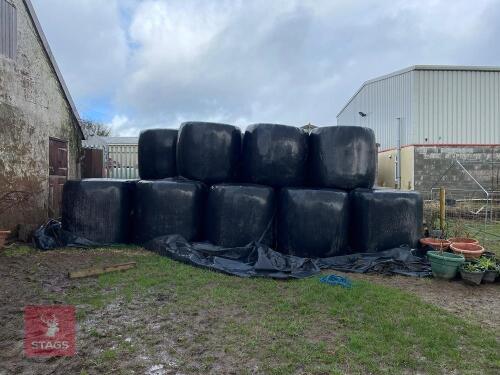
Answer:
[24, 305, 76, 357]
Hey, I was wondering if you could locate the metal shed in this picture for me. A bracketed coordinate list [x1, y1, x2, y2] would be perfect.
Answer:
[337, 65, 500, 151]
[337, 66, 500, 194]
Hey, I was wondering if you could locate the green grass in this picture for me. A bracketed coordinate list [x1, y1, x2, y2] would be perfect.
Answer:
[63, 249, 500, 375]
[3, 244, 35, 256]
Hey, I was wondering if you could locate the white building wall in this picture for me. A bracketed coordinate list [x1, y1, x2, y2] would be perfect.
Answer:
[413, 69, 500, 144]
[337, 70, 414, 150]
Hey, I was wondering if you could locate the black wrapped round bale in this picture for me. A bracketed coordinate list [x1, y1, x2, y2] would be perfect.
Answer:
[134, 179, 205, 244]
[138, 128, 178, 180]
[277, 188, 349, 258]
[309, 126, 377, 190]
[205, 183, 275, 247]
[62, 179, 134, 243]
[242, 123, 308, 187]
[176, 122, 241, 184]
[349, 189, 423, 252]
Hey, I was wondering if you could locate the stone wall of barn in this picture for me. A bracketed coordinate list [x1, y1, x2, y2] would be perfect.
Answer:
[0, 0, 81, 232]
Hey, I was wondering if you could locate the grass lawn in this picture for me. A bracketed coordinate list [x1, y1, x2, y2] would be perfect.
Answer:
[2, 245, 499, 374]
[60, 249, 499, 374]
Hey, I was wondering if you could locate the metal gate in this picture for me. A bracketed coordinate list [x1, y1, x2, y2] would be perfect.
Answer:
[106, 144, 139, 179]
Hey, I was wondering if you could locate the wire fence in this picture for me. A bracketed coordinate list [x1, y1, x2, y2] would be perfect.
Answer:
[423, 160, 500, 254]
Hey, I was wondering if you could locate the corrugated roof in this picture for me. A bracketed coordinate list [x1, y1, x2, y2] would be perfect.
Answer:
[106, 137, 139, 145]
[23, 0, 84, 139]
[337, 65, 500, 117]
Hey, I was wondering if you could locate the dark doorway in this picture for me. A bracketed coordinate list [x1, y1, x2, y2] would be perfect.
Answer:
[49, 138, 68, 218]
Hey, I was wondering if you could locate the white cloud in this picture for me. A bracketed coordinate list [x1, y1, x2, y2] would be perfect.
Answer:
[33, 0, 500, 134]
[32, 0, 129, 100]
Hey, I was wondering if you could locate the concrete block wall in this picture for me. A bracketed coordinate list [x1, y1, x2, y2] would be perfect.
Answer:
[413, 145, 500, 198]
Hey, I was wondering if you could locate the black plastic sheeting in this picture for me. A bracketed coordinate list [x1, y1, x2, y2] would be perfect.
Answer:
[34, 219, 99, 250]
[33, 224, 431, 278]
[176, 122, 241, 184]
[204, 183, 275, 248]
[145, 235, 319, 279]
[62, 179, 134, 243]
[309, 126, 377, 190]
[134, 179, 205, 244]
[138, 129, 177, 180]
[315, 246, 431, 277]
[277, 188, 349, 258]
[349, 189, 423, 252]
[242, 123, 308, 187]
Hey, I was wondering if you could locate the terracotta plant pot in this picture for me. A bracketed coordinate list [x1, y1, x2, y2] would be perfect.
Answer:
[420, 237, 451, 251]
[0, 230, 11, 250]
[450, 243, 485, 259]
[447, 237, 479, 245]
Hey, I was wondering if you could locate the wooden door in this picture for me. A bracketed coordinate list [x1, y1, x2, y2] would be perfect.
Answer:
[82, 148, 104, 178]
[49, 138, 68, 218]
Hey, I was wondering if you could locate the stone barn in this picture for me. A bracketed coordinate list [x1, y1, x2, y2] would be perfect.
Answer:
[0, 0, 84, 234]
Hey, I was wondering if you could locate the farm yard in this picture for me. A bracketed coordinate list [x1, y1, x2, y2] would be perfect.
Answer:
[0, 244, 499, 375]
[2, 2, 500, 375]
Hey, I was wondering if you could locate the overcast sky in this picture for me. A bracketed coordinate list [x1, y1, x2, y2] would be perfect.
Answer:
[32, 0, 500, 136]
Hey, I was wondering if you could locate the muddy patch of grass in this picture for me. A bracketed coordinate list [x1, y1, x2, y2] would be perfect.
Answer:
[0, 246, 499, 374]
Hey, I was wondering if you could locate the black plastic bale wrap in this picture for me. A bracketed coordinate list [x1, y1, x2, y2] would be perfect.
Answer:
[204, 183, 275, 248]
[277, 188, 350, 258]
[176, 122, 241, 183]
[62, 179, 134, 243]
[134, 179, 205, 244]
[349, 189, 423, 252]
[309, 126, 377, 190]
[242, 123, 308, 187]
[138, 128, 178, 179]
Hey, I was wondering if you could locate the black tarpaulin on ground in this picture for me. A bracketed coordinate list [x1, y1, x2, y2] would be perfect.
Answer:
[315, 246, 432, 277]
[144, 235, 432, 279]
[145, 235, 319, 279]
[33, 222, 431, 278]
[33, 220, 100, 250]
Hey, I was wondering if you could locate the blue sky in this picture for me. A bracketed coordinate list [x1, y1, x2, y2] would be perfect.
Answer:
[32, 0, 500, 136]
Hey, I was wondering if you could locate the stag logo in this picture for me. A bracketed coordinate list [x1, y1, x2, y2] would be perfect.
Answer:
[40, 314, 59, 337]
[25, 305, 76, 357]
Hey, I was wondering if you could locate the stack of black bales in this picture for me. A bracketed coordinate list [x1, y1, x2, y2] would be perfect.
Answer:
[62, 122, 422, 255]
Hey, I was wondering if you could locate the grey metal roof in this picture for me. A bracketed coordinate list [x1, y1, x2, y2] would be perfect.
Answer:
[337, 65, 500, 117]
[82, 136, 139, 149]
[23, 0, 84, 139]
[105, 137, 139, 145]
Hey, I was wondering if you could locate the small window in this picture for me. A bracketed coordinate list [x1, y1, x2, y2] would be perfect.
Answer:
[0, 0, 17, 59]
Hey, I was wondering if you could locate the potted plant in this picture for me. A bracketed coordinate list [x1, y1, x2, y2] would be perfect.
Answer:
[420, 237, 451, 250]
[427, 240, 465, 279]
[478, 257, 499, 283]
[450, 242, 485, 259]
[460, 262, 485, 286]
[447, 219, 479, 246]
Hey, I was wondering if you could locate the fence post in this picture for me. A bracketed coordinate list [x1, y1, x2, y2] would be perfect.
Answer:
[439, 187, 446, 232]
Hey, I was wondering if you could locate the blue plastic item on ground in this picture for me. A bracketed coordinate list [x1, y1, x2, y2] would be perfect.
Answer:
[319, 274, 352, 288]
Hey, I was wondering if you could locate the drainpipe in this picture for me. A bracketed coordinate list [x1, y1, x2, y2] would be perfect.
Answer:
[396, 118, 402, 189]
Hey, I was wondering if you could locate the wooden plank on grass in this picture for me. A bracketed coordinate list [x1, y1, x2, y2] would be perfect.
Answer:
[69, 262, 136, 279]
